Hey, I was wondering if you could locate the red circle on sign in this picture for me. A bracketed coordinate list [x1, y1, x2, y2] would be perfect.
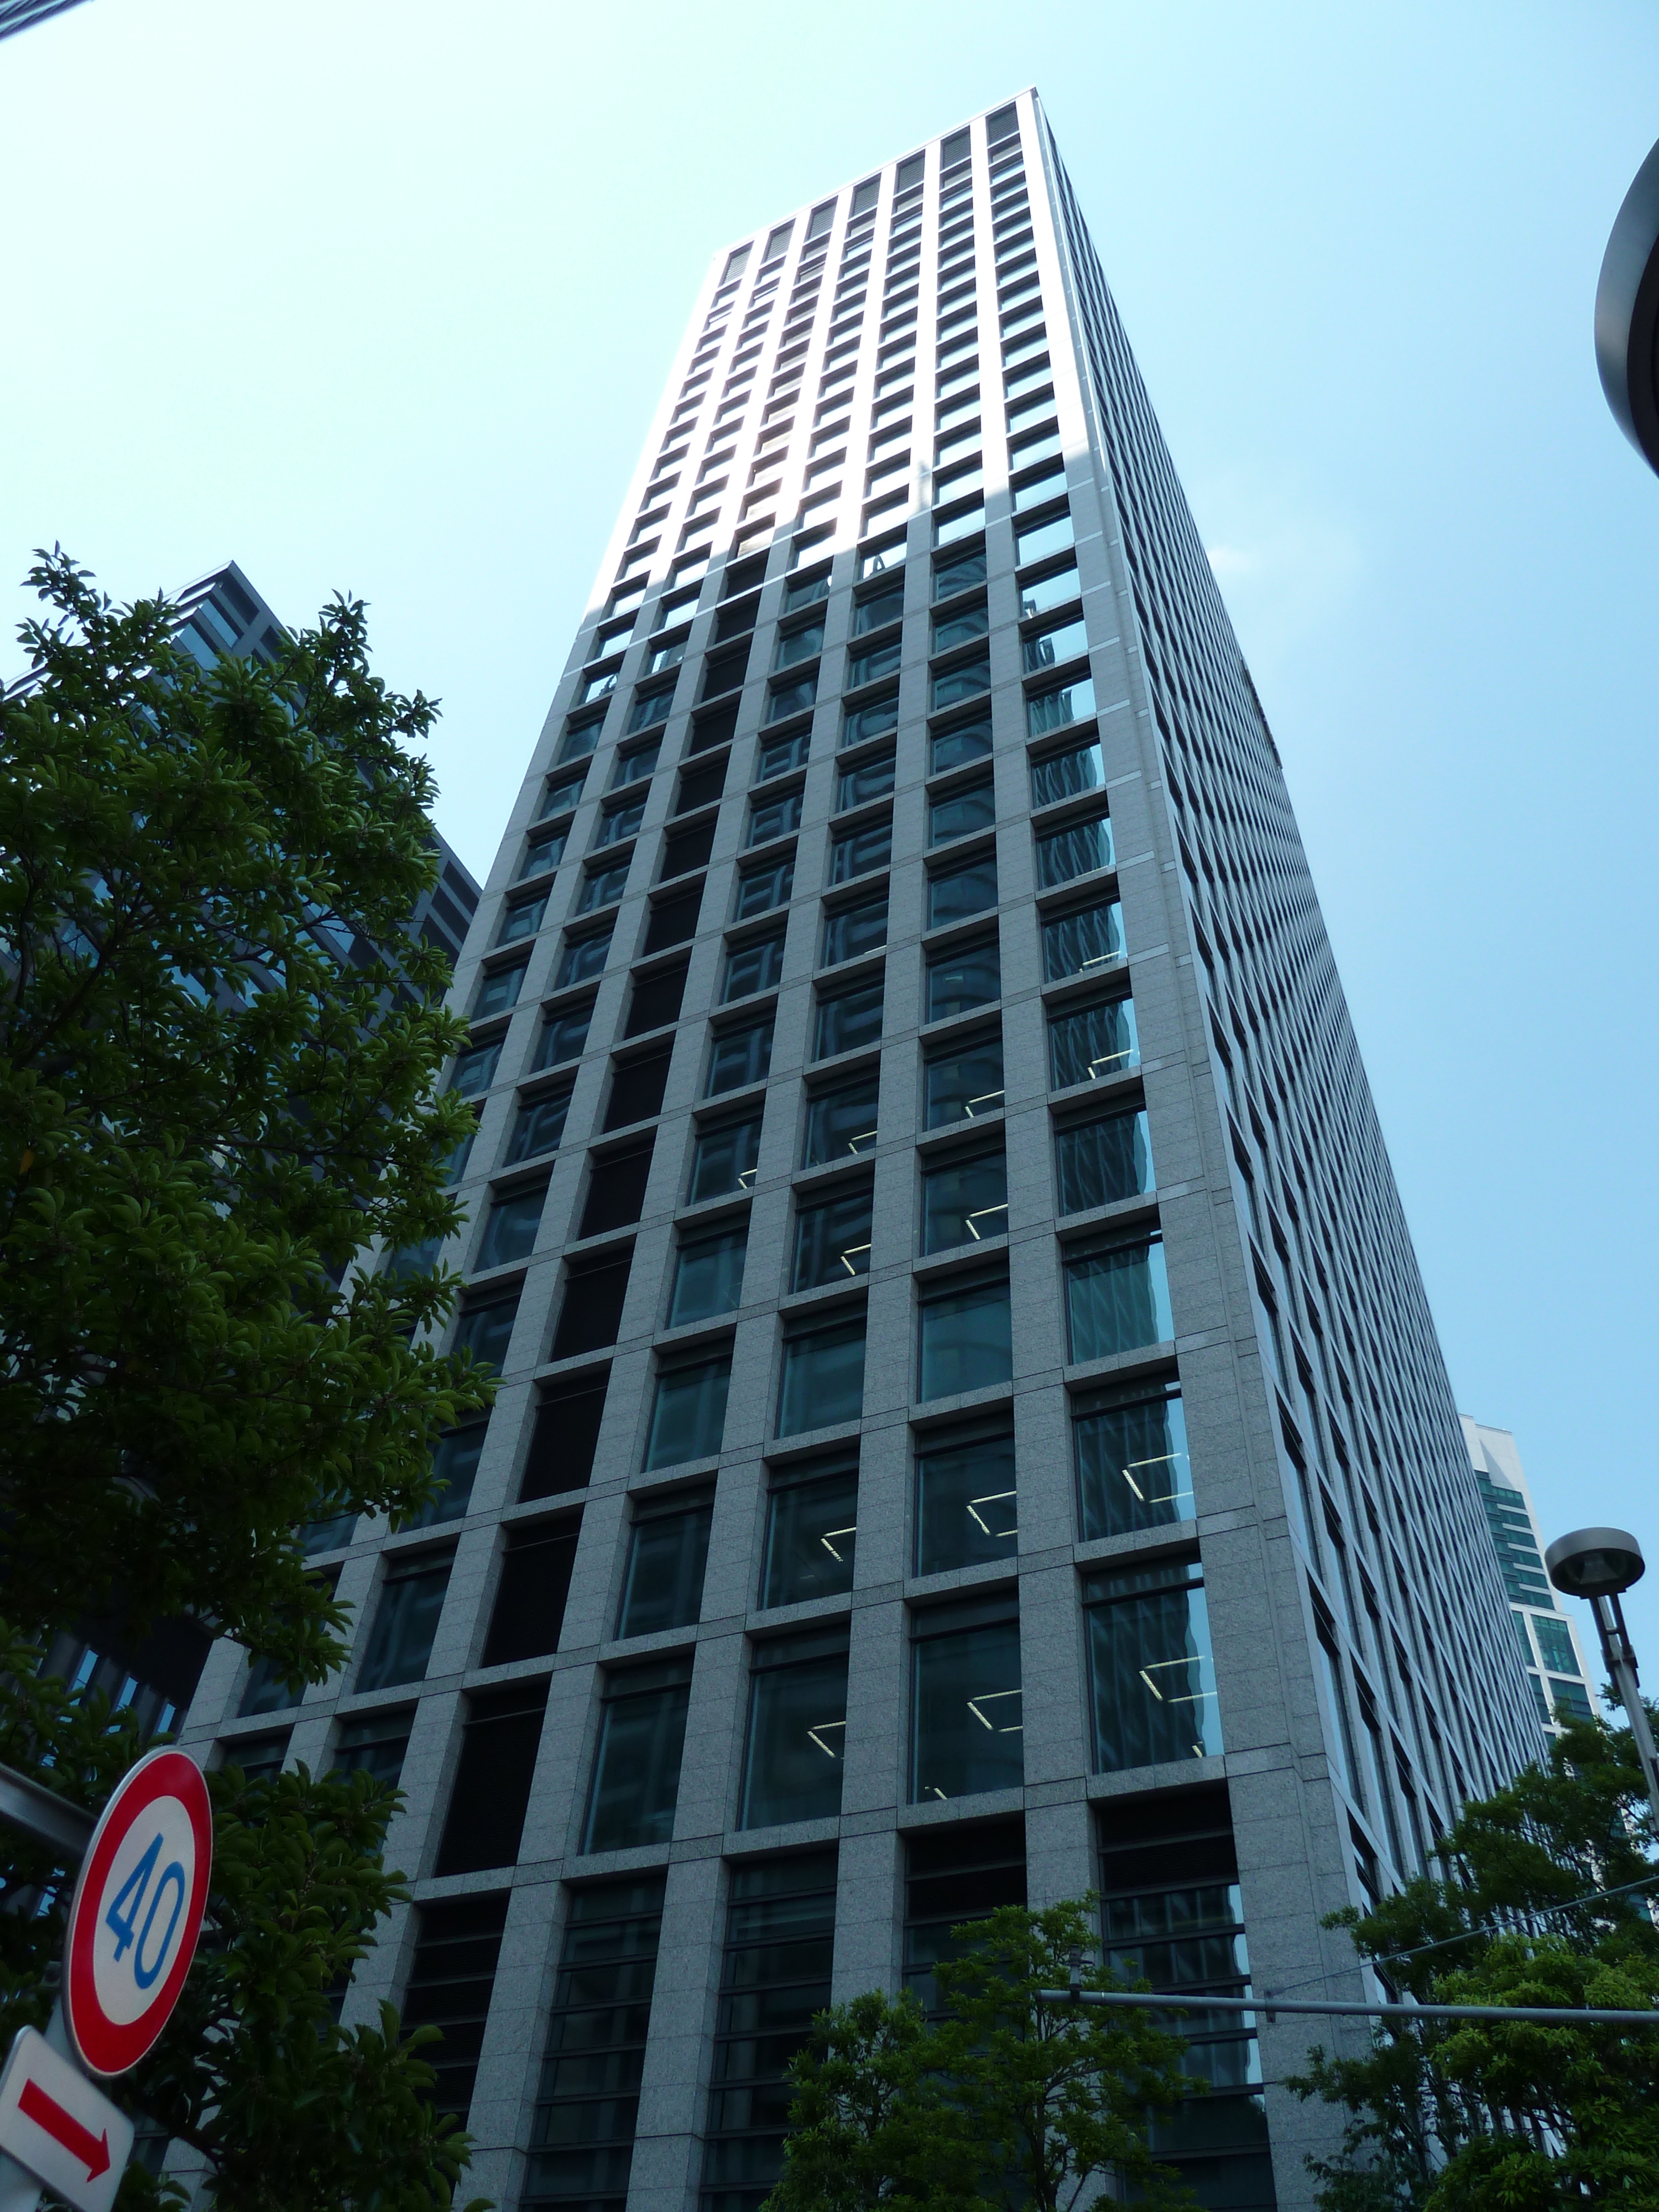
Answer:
[64, 1747, 213, 2077]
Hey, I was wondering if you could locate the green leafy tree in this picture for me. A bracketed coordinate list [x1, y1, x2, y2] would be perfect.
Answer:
[764, 1898, 1193, 2212]
[0, 550, 488, 1685]
[0, 555, 494, 2205]
[0, 1630, 484, 2211]
[1290, 1712, 1659, 2212]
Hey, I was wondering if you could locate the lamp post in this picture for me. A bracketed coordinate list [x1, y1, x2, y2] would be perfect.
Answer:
[1545, 1525, 1659, 1834]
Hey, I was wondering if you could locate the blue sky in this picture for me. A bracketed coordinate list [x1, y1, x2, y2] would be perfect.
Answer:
[4, 0, 1658, 1669]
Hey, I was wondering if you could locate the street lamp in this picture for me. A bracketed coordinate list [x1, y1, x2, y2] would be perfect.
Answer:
[1545, 1525, 1659, 1832]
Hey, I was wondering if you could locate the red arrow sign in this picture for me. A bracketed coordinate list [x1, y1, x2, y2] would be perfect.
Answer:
[18, 2075, 111, 2179]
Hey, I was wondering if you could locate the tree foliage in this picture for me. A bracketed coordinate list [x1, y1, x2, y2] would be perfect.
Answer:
[0, 1626, 484, 2212]
[763, 1898, 1193, 2212]
[1291, 1712, 1659, 2212]
[0, 551, 488, 1684]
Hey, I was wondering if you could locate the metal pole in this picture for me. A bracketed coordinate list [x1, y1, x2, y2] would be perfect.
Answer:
[1588, 1591, 1659, 1837]
[1040, 1987, 1659, 2028]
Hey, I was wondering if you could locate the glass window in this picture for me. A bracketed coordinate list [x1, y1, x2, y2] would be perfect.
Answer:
[921, 1150, 1008, 1253]
[331, 1708, 411, 1790]
[815, 978, 884, 1060]
[627, 687, 675, 735]
[848, 638, 902, 690]
[453, 1292, 518, 1374]
[925, 939, 1000, 1022]
[802, 1075, 879, 1166]
[749, 788, 804, 846]
[1533, 1616, 1579, 1676]
[1084, 1557, 1220, 1769]
[1042, 900, 1123, 982]
[496, 893, 547, 948]
[1024, 614, 1088, 673]
[930, 717, 992, 774]
[761, 1463, 859, 1608]
[1018, 562, 1079, 620]
[559, 717, 603, 764]
[617, 1489, 713, 1637]
[930, 657, 990, 713]
[596, 797, 646, 848]
[357, 1548, 453, 1692]
[842, 693, 899, 749]
[647, 633, 688, 676]
[769, 675, 818, 722]
[854, 585, 904, 634]
[557, 926, 614, 988]
[612, 738, 662, 790]
[754, 727, 811, 782]
[1015, 512, 1074, 568]
[830, 820, 893, 882]
[1031, 738, 1103, 807]
[532, 999, 593, 1072]
[583, 1658, 693, 1851]
[821, 894, 888, 967]
[706, 1017, 774, 1095]
[735, 856, 795, 918]
[471, 962, 527, 1021]
[792, 1184, 874, 1291]
[1037, 816, 1113, 888]
[911, 1598, 1022, 1802]
[857, 539, 904, 579]
[928, 854, 997, 930]
[414, 1420, 487, 1527]
[915, 1430, 1018, 1575]
[934, 549, 988, 601]
[644, 1353, 732, 1469]
[723, 931, 785, 1001]
[1055, 1108, 1154, 1213]
[670, 1224, 748, 1326]
[935, 505, 985, 549]
[924, 1036, 1004, 1127]
[1074, 1382, 1192, 1540]
[785, 569, 831, 611]
[774, 622, 825, 670]
[739, 1632, 850, 1829]
[778, 1313, 868, 1436]
[450, 1037, 502, 1099]
[836, 750, 895, 811]
[1047, 995, 1138, 1088]
[929, 779, 995, 846]
[514, 828, 566, 882]
[918, 1274, 1011, 1399]
[690, 1115, 763, 1203]
[1027, 676, 1096, 737]
[540, 767, 586, 818]
[476, 1182, 547, 1271]
[1063, 1235, 1173, 1363]
[579, 860, 631, 914]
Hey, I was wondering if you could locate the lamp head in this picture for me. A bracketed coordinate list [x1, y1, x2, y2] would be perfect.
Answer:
[1545, 1527, 1646, 1600]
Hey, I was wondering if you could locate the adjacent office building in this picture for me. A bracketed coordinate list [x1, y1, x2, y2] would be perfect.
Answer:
[1460, 1416, 1595, 1737]
[184, 93, 1543, 2212]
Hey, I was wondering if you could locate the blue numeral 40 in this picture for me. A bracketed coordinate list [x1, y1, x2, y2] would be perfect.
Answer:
[105, 1833, 187, 1989]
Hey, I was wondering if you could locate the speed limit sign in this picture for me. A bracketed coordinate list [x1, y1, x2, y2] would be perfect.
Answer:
[61, 1749, 212, 2078]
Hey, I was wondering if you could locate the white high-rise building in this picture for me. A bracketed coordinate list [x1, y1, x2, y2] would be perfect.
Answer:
[1461, 1416, 1596, 1736]
[182, 91, 1544, 2212]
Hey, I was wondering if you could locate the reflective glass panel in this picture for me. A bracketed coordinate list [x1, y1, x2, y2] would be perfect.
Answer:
[921, 1151, 1008, 1253]
[689, 1116, 763, 1202]
[762, 1467, 859, 1608]
[917, 1276, 1012, 1399]
[1063, 1238, 1173, 1362]
[792, 1185, 874, 1291]
[1055, 1108, 1154, 1213]
[915, 1432, 1017, 1575]
[837, 751, 896, 810]
[1047, 996, 1138, 1088]
[924, 1038, 1005, 1127]
[723, 931, 786, 1001]
[926, 940, 1000, 1021]
[815, 980, 884, 1060]
[1084, 1562, 1220, 1769]
[670, 1225, 748, 1326]
[740, 1641, 849, 1829]
[911, 1608, 1022, 1801]
[644, 1357, 732, 1469]
[583, 1663, 692, 1850]
[928, 855, 997, 928]
[777, 1316, 868, 1436]
[802, 1076, 879, 1166]
[1041, 901, 1123, 982]
[1074, 1386, 1192, 1539]
[928, 780, 995, 846]
[617, 1497, 713, 1637]
[1037, 816, 1113, 887]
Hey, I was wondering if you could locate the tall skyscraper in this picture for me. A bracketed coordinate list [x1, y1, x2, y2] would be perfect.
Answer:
[183, 93, 1543, 2212]
[1461, 1416, 1595, 1736]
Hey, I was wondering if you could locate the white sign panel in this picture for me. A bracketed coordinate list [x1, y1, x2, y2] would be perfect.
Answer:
[0, 2028, 132, 2212]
